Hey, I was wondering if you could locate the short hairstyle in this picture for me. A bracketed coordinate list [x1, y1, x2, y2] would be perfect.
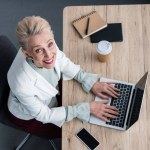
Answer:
[16, 16, 53, 50]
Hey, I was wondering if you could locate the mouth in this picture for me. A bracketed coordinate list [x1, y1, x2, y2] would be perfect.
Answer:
[43, 56, 54, 64]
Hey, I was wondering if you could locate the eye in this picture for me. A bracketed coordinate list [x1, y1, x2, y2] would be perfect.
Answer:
[48, 42, 54, 48]
[35, 48, 43, 54]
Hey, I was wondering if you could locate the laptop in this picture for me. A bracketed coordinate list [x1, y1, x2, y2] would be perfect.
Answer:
[89, 72, 148, 131]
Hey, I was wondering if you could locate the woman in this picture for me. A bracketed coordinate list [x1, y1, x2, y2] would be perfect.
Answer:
[7, 16, 119, 138]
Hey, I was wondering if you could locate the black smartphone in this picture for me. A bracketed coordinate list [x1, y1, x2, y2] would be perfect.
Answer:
[76, 128, 100, 150]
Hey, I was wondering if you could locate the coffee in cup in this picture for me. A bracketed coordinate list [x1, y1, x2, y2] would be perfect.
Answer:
[96, 40, 112, 62]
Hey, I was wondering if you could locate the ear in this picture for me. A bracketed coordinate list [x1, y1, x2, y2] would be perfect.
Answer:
[21, 48, 32, 58]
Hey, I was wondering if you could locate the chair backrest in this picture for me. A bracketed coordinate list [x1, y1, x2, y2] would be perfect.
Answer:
[0, 35, 17, 125]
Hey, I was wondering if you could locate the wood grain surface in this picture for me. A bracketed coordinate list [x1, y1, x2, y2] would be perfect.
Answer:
[62, 5, 150, 150]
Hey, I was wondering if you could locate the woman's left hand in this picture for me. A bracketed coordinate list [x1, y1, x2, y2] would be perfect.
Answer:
[91, 81, 120, 99]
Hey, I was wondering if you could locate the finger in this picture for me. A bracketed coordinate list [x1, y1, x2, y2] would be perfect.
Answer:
[97, 93, 109, 99]
[107, 87, 120, 97]
[106, 82, 117, 85]
[103, 112, 118, 119]
[105, 90, 118, 98]
[100, 116, 110, 122]
[105, 109, 119, 115]
[112, 87, 120, 92]
[106, 105, 118, 111]
[108, 85, 120, 92]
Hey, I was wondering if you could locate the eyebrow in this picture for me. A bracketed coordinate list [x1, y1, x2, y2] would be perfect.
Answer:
[32, 39, 53, 49]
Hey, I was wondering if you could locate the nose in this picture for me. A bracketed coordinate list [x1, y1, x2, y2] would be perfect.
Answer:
[44, 47, 51, 58]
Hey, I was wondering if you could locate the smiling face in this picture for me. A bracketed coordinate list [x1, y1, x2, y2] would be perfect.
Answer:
[22, 29, 57, 69]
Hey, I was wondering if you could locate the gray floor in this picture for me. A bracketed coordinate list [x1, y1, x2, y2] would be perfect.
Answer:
[0, 123, 61, 150]
[0, 0, 150, 150]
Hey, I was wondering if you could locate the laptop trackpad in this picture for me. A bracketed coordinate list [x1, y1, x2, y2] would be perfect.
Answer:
[89, 96, 110, 125]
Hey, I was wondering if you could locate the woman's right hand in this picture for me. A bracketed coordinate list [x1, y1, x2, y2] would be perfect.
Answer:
[90, 100, 118, 122]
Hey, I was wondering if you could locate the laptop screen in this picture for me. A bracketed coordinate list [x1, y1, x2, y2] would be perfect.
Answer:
[127, 72, 148, 129]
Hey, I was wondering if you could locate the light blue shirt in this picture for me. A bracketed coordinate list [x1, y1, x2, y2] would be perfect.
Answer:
[27, 58, 99, 122]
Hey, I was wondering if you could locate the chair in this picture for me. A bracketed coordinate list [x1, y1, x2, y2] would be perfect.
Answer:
[0, 35, 58, 150]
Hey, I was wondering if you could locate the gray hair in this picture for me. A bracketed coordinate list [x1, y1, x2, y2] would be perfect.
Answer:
[16, 16, 53, 50]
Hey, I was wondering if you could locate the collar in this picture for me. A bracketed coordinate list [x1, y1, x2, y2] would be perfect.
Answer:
[19, 49, 59, 96]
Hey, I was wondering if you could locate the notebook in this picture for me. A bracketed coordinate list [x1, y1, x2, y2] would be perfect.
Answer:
[89, 72, 148, 131]
[72, 11, 107, 39]
[90, 23, 123, 43]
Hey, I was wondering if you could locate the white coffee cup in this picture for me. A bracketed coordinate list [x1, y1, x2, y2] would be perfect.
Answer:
[96, 40, 112, 62]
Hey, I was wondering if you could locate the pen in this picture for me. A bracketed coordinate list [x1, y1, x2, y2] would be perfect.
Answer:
[85, 17, 90, 35]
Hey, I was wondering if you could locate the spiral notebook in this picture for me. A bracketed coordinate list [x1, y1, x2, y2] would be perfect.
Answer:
[73, 11, 107, 39]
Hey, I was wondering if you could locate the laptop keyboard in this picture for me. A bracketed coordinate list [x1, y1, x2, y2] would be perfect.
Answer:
[106, 83, 132, 128]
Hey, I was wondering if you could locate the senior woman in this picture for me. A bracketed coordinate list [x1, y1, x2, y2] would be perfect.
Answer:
[7, 16, 119, 138]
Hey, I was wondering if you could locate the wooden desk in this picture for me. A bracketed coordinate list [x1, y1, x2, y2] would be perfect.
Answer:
[62, 5, 150, 150]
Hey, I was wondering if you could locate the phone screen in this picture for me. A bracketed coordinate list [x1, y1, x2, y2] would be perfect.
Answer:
[76, 128, 100, 150]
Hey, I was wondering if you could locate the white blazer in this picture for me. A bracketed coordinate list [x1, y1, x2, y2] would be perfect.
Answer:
[7, 46, 80, 127]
